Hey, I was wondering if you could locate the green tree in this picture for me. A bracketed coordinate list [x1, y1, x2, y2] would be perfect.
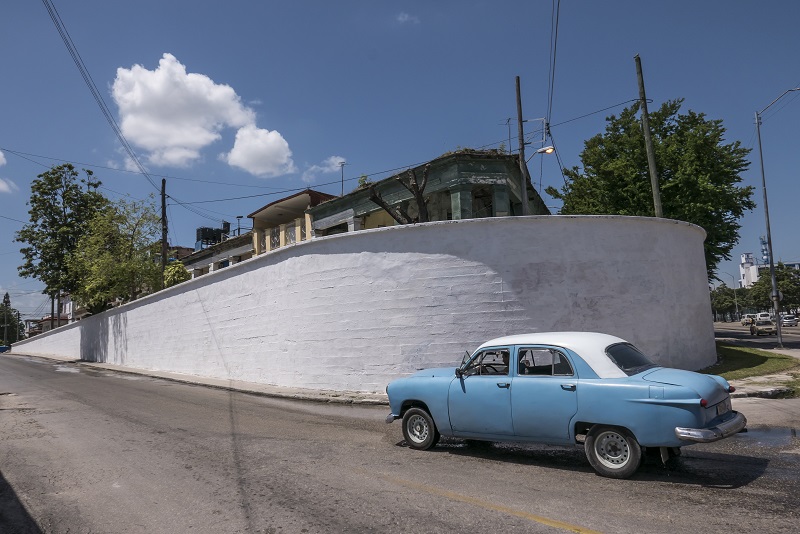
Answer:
[165, 260, 191, 288]
[746, 263, 800, 314]
[1, 303, 23, 345]
[710, 284, 738, 320]
[69, 198, 162, 313]
[546, 99, 755, 279]
[15, 164, 107, 296]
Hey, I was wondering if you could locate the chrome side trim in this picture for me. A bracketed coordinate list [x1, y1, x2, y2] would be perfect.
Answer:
[674, 412, 747, 443]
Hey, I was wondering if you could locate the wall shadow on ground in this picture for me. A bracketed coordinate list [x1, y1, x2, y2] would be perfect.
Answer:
[0, 471, 42, 533]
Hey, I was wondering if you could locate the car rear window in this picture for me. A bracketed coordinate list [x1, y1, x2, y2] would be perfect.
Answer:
[605, 343, 658, 376]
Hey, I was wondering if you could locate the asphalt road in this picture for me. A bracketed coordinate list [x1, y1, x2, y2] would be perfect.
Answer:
[715, 321, 800, 350]
[1, 354, 799, 534]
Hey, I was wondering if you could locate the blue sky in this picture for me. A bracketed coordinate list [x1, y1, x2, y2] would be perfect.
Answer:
[2, 1, 799, 318]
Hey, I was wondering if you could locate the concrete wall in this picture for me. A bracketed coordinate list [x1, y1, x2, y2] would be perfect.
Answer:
[12, 216, 715, 393]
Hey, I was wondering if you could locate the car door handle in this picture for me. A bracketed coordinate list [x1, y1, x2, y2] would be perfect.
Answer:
[561, 384, 576, 391]
[496, 382, 510, 388]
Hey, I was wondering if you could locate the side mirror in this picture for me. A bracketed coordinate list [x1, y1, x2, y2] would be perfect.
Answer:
[455, 368, 463, 378]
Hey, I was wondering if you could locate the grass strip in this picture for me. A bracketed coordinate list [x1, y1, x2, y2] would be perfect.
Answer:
[700, 341, 800, 380]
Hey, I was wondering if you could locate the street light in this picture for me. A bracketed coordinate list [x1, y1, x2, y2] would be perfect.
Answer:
[519, 146, 555, 215]
[754, 87, 800, 348]
[722, 272, 739, 321]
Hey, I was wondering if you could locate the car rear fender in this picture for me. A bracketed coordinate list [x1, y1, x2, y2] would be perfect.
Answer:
[572, 380, 706, 447]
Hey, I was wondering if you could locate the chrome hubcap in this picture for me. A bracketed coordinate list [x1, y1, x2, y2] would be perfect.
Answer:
[407, 414, 429, 444]
[595, 431, 630, 469]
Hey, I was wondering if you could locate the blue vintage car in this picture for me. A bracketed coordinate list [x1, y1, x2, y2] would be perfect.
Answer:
[385, 332, 746, 479]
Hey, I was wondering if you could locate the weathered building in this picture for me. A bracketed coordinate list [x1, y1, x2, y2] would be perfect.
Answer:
[308, 150, 550, 236]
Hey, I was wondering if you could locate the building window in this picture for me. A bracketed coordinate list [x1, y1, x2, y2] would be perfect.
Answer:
[285, 222, 296, 245]
[300, 218, 307, 241]
[270, 226, 280, 249]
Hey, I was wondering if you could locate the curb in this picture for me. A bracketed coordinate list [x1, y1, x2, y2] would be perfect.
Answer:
[75, 361, 391, 406]
[731, 388, 794, 400]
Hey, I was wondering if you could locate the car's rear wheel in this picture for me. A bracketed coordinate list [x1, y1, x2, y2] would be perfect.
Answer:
[585, 425, 642, 479]
[402, 407, 440, 450]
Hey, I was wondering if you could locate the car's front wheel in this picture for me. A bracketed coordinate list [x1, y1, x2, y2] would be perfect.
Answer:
[585, 425, 642, 479]
[402, 407, 440, 450]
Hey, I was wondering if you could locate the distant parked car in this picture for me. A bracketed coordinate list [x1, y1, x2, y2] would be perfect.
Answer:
[385, 332, 746, 479]
[750, 320, 777, 336]
[756, 312, 772, 322]
[741, 314, 757, 326]
[781, 315, 798, 327]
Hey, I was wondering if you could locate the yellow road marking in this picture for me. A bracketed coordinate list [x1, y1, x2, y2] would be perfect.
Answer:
[380, 473, 602, 533]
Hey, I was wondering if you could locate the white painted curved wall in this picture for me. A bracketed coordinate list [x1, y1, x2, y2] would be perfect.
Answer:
[12, 216, 715, 393]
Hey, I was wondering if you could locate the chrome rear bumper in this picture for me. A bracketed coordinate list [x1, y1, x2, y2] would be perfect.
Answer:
[674, 412, 747, 443]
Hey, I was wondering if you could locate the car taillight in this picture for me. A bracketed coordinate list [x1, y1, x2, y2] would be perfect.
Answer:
[728, 386, 736, 393]
[700, 398, 708, 408]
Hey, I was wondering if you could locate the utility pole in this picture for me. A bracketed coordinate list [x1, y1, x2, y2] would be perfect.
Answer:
[161, 179, 168, 289]
[2, 292, 9, 345]
[634, 54, 663, 218]
[755, 110, 783, 348]
[516, 76, 531, 216]
[339, 161, 348, 196]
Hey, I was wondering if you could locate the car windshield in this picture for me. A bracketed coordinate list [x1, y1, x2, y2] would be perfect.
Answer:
[756, 320, 772, 325]
[605, 343, 658, 376]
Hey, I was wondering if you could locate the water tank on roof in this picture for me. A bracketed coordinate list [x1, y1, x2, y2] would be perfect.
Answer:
[196, 227, 215, 242]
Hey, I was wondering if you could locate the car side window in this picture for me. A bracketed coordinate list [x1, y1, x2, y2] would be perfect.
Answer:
[463, 349, 509, 376]
[517, 348, 573, 376]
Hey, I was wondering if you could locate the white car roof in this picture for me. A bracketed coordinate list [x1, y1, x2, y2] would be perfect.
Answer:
[476, 331, 629, 379]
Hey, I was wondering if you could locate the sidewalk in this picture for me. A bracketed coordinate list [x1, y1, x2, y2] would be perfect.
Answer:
[715, 333, 800, 399]
[12, 352, 390, 405]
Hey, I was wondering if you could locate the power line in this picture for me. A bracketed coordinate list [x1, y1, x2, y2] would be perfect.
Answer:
[547, 130, 569, 186]
[549, 99, 642, 129]
[546, 0, 562, 123]
[761, 90, 800, 123]
[168, 195, 234, 222]
[0, 214, 27, 224]
[0, 146, 293, 191]
[40, 0, 160, 193]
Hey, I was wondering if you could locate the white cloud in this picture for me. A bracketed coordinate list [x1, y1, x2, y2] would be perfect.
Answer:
[301, 155, 346, 183]
[0, 178, 19, 194]
[0, 149, 16, 193]
[112, 53, 294, 176]
[221, 125, 296, 177]
[397, 12, 420, 24]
